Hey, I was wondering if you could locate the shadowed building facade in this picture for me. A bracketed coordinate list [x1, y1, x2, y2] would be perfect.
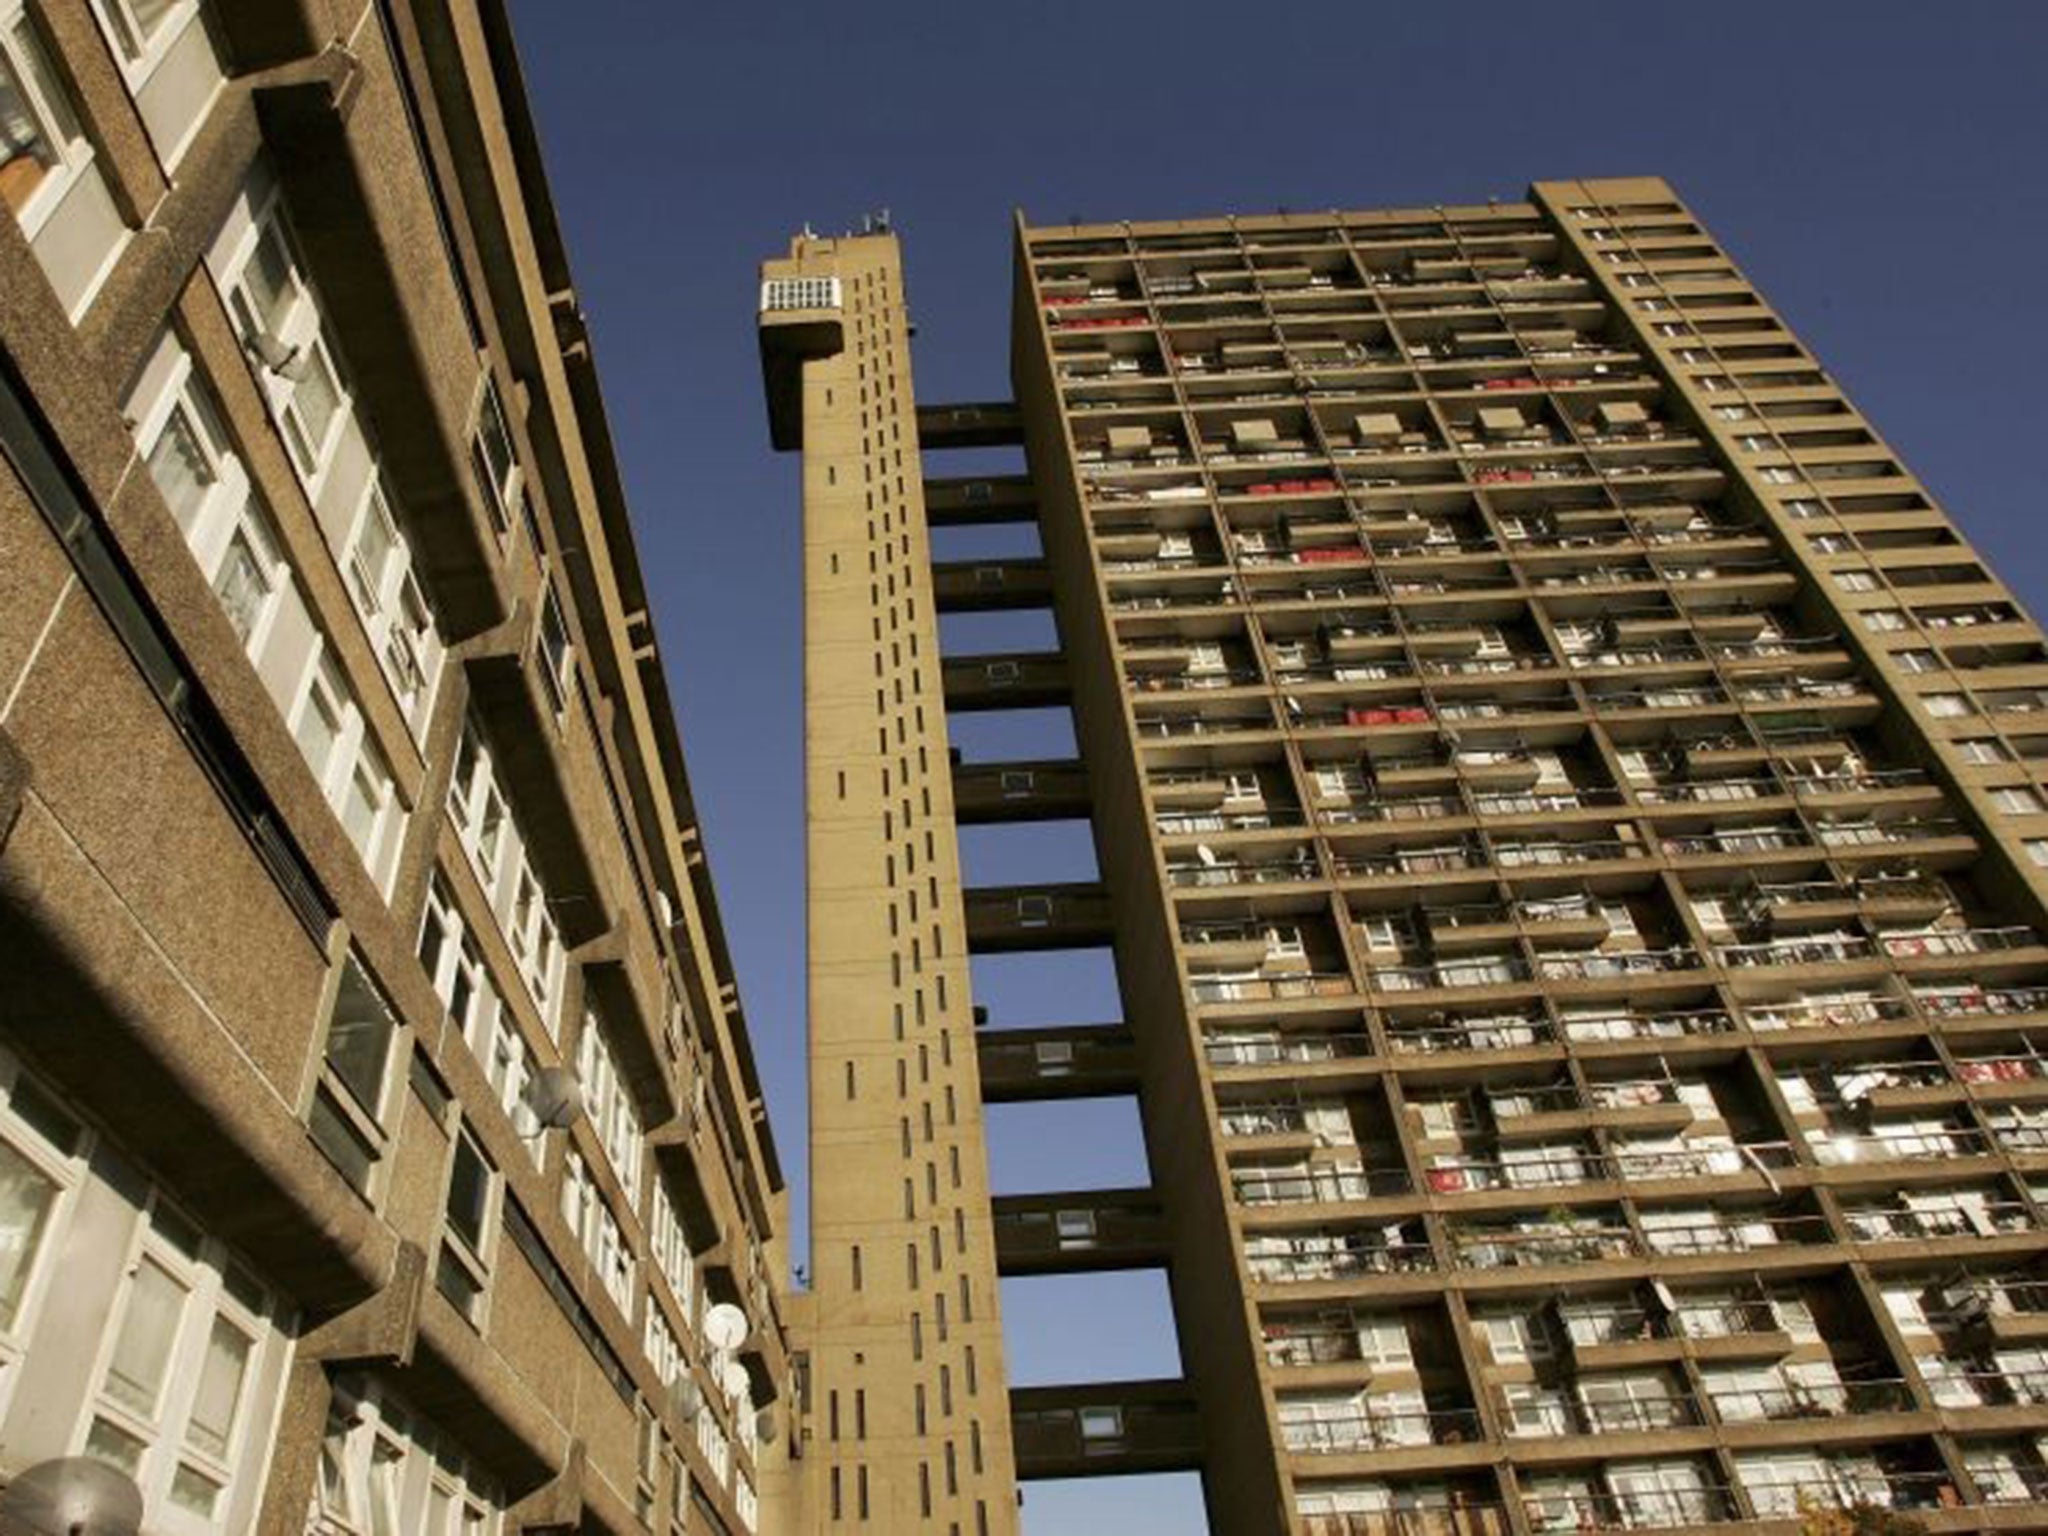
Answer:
[764, 180, 2048, 1535]
[1, 1, 790, 1530]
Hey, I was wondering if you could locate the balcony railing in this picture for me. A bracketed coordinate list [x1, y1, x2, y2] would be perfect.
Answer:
[1538, 946, 1703, 981]
[1915, 984, 2048, 1020]
[1281, 1403, 1484, 1453]
[1246, 1239, 1435, 1282]
[1234, 1163, 1410, 1205]
[1642, 1212, 1829, 1256]
[1705, 1377, 1916, 1423]
[1881, 925, 2036, 959]
[1744, 995, 1912, 1032]
[1716, 934, 1877, 969]
[1206, 1032, 1374, 1067]
[1453, 1224, 1637, 1269]
[1191, 971, 1354, 1004]
[1301, 1507, 1508, 1536]
[1563, 1008, 1735, 1043]
[1386, 1015, 1553, 1053]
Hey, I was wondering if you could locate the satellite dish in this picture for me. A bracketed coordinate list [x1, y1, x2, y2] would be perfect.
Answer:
[669, 1377, 705, 1423]
[524, 1067, 584, 1132]
[754, 1407, 779, 1443]
[0, 1458, 144, 1536]
[702, 1302, 749, 1353]
[719, 1359, 751, 1402]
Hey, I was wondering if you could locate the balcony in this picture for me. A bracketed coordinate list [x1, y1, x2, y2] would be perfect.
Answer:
[992, 1190, 1168, 1275]
[1280, 1401, 1484, 1454]
[1640, 1211, 1829, 1257]
[1523, 1484, 1742, 1532]
[1300, 1504, 1508, 1536]
[1205, 1029, 1374, 1069]
[1010, 1381, 1204, 1479]
[1452, 1221, 1637, 1271]
[1385, 1013, 1554, 1055]
[1246, 1231, 1435, 1284]
[1234, 1162, 1410, 1206]
[1703, 1376, 1916, 1424]
[977, 1024, 1138, 1102]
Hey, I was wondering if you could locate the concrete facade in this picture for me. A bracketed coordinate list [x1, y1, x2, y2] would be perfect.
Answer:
[1, 2, 789, 1532]
[766, 181, 2048, 1536]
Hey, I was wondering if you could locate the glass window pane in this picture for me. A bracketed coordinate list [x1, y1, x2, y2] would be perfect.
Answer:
[291, 346, 341, 460]
[84, 1416, 147, 1477]
[445, 1134, 488, 1252]
[0, 22, 73, 218]
[294, 674, 343, 779]
[326, 956, 396, 1119]
[243, 225, 296, 336]
[119, 0, 180, 55]
[168, 1463, 223, 1519]
[349, 491, 398, 613]
[102, 1256, 188, 1414]
[342, 761, 382, 855]
[368, 1439, 405, 1536]
[185, 1316, 253, 1459]
[213, 526, 275, 645]
[0, 1137, 59, 1330]
[145, 406, 216, 533]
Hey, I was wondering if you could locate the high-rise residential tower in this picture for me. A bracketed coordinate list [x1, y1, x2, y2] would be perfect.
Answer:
[764, 178, 2048, 1535]
[1, 2, 789, 1531]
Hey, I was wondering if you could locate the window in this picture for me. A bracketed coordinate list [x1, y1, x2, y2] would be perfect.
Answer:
[80, 1195, 278, 1530]
[1922, 692, 1972, 719]
[123, 331, 410, 884]
[86, 0, 224, 170]
[471, 375, 525, 541]
[560, 1150, 634, 1316]
[0, 2, 127, 315]
[307, 954, 402, 1194]
[437, 1126, 497, 1326]
[649, 1177, 698, 1330]
[536, 586, 573, 715]
[697, 1399, 731, 1487]
[447, 714, 565, 1032]
[342, 482, 443, 733]
[1957, 738, 2012, 765]
[577, 1011, 644, 1207]
[315, 1375, 502, 1535]
[219, 206, 350, 484]
[0, 1051, 292, 1533]
[1991, 786, 2045, 816]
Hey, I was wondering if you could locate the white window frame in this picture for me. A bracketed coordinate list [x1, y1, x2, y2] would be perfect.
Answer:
[560, 1149, 635, 1317]
[577, 1010, 644, 1208]
[0, 3, 104, 239]
[436, 1124, 499, 1329]
[74, 1191, 279, 1533]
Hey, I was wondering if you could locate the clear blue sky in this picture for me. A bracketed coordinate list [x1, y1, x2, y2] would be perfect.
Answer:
[506, 4, 2047, 1529]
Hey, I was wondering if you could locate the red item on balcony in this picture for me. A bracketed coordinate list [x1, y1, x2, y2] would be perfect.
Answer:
[1305, 478, 1338, 492]
[1427, 1168, 1467, 1193]
[1394, 706, 1432, 723]
[1248, 482, 1280, 496]
[1299, 545, 1363, 564]
[1346, 708, 1396, 726]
